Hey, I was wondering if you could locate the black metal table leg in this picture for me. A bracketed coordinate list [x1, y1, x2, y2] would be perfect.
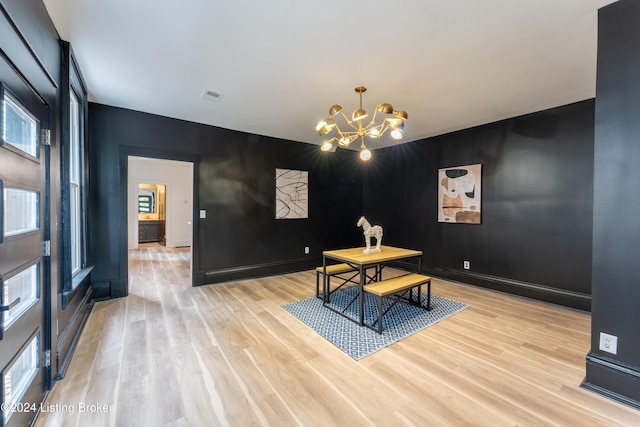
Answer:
[323, 256, 328, 303]
[359, 264, 365, 326]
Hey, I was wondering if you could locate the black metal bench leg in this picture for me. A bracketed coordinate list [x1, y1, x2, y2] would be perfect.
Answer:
[378, 295, 384, 334]
[325, 275, 331, 303]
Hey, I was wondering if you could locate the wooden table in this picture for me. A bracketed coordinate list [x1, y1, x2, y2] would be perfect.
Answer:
[322, 245, 423, 326]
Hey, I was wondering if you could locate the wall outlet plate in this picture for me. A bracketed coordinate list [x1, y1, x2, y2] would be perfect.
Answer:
[599, 332, 618, 355]
[304, 246, 309, 254]
[463, 260, 470, 270]
[199, 209, 206, 219]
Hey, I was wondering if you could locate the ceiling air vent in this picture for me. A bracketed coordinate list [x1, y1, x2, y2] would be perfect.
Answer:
[202, 90, 223, 103]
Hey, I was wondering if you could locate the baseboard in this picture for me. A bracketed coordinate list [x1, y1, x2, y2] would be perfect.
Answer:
[392, 262, 591, 311]
[582, 353, 640, 410]
[91, 281, 111, 300]
[204, 257, 321, 284]
[54, 289, 95, 381]
[92, 279, 128, 299]
[193, 269, 206, 286]
[167, 240, 191, 248]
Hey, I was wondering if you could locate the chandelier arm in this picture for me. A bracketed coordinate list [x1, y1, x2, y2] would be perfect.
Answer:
[333, 116, 358, 139]
[335, 127, 361, 141]
[376, 125, 391, 137]
[337, 133, 359, 147]
[361, 108, 381, 131]
[337, 110, 360, 132]
[332, 124, 346, 139]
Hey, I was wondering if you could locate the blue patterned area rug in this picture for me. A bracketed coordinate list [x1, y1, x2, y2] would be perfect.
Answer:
[282, 287, 468, 360]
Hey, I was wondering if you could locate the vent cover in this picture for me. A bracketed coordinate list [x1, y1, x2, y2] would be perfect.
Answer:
[202, 90, 223, 102]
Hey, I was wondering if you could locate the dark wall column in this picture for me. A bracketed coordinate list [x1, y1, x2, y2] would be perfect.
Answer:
[583, 0, 640, 410]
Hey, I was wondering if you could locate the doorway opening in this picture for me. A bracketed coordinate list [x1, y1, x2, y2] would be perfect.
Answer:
[127, 156, 194, 286]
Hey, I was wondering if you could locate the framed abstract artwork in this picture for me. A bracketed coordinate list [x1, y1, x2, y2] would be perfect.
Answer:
[275, 168, 308, 219]
[438, 164, 482, 224]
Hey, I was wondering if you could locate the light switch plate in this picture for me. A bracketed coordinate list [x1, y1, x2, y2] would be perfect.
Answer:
[199, 209, 206, 219]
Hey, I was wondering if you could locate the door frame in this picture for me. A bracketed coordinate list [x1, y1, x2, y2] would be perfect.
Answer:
[118, 146, 200, 297]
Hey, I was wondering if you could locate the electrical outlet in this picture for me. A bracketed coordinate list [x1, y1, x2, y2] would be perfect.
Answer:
[599, 332, 618, 355]
[199, 209, 206, 219]
[463, 260, 470, 270]
[304, 246, 309, 254]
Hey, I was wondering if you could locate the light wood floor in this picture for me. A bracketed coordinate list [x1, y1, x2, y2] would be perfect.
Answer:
[35, 245, 640, 427]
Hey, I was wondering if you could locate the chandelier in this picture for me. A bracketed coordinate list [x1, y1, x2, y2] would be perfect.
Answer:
[315, 86, 408, 161]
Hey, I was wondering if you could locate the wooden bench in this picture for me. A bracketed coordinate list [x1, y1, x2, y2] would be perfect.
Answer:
[363, 273, 432, 333]
[315, 263, 359, 300]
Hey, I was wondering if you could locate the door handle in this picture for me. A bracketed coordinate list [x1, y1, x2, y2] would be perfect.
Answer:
[0, 297, 20, 312]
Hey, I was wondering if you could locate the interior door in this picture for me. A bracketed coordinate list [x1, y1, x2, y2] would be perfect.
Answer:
[0, 63, 50, 426]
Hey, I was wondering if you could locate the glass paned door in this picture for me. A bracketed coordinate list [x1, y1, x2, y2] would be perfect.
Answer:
[0, 71, 49, 426]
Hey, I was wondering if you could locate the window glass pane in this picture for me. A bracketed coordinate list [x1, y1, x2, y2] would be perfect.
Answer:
[3, 188, 39, 236]
[2, 93, 39, 158]
[70, 184, 80, 275]
[138, 195, 152, 213]
[3, 263, 39, 329]
[69, 90, 82, 280]
[2, 334, 39, 423]
[70, 91, 80, 185]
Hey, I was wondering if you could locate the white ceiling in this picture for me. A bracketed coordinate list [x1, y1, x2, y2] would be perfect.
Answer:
[42, 0, 615, 150]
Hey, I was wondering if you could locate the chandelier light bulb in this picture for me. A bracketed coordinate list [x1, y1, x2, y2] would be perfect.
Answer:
[360, 149, 372, 161]
[339, 137, 351, 146]
[321, 141, 333, 151]
[390, 129, 403, 140]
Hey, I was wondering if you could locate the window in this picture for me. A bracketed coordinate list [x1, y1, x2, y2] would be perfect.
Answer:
[61, 42, 91, 301]
[2, 334, 40, 423]
[2, 187, 39, 237]
[1, 88, 39, 159]
[2, 263, 40, 330]
[69, 90, 81, 276]
[138, 194, 154, 213]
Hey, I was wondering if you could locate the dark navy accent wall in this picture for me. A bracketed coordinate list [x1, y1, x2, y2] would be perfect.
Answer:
[583, 0, 640, 410]
[364, 100, 595, 310]
[88, 104, 364, 297]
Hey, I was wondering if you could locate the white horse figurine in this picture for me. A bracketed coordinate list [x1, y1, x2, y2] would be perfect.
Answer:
[357, 216, 383, 253]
